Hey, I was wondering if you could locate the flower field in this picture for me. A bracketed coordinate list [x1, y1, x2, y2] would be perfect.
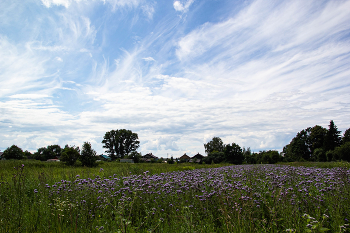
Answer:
[1, 162, 349, 232]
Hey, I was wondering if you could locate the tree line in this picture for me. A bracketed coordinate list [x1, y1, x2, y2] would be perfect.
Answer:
[1, 121, 349, 165]
[283, 120, 350, 162]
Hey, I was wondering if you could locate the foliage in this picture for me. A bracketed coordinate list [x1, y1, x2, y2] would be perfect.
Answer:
[60, 145, 80, 166]
[313, 148, 327, 162]
[33, 144, 62, 161]
[324, 120, 341, 152]
[342, 128, 350, 144]
[224, 143, 244, 164]
[102, 129, 140, 160]
[0, 163, 349, 232]
[204, 137, 225, 155]
[127, 151, 142, 163]
[79, 142, 97, 167]
[2, 145, 24, 160]
[333, 142, 350, 162]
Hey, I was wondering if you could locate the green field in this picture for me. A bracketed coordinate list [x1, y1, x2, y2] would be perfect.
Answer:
[0, 160, 349, 232]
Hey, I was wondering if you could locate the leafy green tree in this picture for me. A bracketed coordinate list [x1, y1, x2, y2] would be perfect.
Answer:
[283, 128, 312, 161]
[324, 120, 341, 152]
[33, 145, 62, 161]
[342, 128, 350, 144]
[333, 142, 350, 162]
[309, 125, 327, 157]
[79, 142, 97, 167]
[224, 143, 243, 164]
[3, 145, 24, 160]
[204, 137, 225, 155]
[24, 150, 32, 159]
[61, 145, 80, 166]
[313, 148, 326, 162]
[127, 151, 142, 163]
[102, 129, 140, 160]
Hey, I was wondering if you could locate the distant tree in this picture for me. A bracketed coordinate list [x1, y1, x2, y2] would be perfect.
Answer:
[283, 128, 312, 161]
[167, 156, 175, 164]
[24, 150, 32, 159]
[33, 145, 62, 161]
[204, 137, 225, 155]
[224, 143, 243, 164]
[102, 129, 140, 160]
[324, 120, 341, 152]
[342, 128, 350, 144]
[79, 142, 97, 167]
[313, 148, 326, 162]
[333, 142, 350, 162]
[309, 125, 327, 158]
[127, 151, 142, 163]
[61, 145, 80, 166]
[3, 145, 24, 160]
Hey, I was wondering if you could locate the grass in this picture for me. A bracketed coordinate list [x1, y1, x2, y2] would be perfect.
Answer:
[0, 160, 349, 232]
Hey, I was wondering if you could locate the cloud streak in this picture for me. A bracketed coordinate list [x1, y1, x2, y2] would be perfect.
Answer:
[1, 0, 349, 157]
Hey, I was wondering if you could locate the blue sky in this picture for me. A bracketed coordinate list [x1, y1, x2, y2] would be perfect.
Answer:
[1, 0, 350, 157]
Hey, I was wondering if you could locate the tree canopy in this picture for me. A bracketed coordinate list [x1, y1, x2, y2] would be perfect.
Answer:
[102, 129, 140, 160]
[80, 142, 97, 167]
[3, 145, 24, 160]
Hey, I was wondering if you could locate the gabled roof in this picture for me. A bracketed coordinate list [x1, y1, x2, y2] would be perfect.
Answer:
[179, 153, 190, 160]
[100, 154, 111, 160]
[192, 153, 204, 159]
[143, 153, 158, 159]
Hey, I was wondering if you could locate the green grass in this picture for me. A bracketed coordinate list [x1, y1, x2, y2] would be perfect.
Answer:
[0, 160, 349, 232]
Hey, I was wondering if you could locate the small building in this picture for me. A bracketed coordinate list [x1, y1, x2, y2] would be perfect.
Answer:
[179, 153, 191, 162]
[99, 154, 111, 161]
[141, 153, 158, 162]
[0, 151, 3, 160]
[190, 153, 204, 163]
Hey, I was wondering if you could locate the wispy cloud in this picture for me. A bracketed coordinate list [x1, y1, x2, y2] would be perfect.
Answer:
[1, 0, 349, 156]
[173, 0, 194, 13]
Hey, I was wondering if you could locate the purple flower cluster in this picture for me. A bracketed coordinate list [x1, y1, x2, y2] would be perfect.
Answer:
[44, 164, 349, 225]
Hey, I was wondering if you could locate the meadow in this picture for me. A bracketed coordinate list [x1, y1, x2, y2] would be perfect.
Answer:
[0, 160, 349, 232]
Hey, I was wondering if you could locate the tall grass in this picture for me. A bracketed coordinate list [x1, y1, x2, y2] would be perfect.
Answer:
[0, 161, 349, 232]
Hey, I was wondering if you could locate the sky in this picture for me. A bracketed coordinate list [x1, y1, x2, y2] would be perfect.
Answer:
[1, 0, 350, 158]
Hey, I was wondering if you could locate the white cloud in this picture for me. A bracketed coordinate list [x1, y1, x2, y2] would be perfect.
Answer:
[41, 0, 73, 8]
[173, 0, 194, 13]
[142, 57, 155, 62]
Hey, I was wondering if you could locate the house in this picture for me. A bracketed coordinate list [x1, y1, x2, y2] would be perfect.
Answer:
[99, 154, 111, 161]
[0, 151, 3, 160]
[179, 153, 190, 162]
[190, 153, 204, 163]
[141, 153, 158, 162]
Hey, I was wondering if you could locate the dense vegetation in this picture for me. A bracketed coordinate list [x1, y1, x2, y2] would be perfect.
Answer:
[0, 161, 349, 232]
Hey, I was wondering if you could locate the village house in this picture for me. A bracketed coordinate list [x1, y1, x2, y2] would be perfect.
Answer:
[141, 153, 158, 162]
[189, 153, 204, 163]
[179, 153, 191, 162]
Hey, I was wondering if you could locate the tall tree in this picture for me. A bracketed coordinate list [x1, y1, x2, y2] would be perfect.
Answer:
[224, 143, 243, 164]
[61, 145, 80, 166]
[283, 128, 312, 161]
[309, 125, 327, 155]
[79, 142, 97, 167]
[102, 129, 140, 160]
[204, 137, 225, 155]
[342, 128, 350, 144]
[324, 120, 341, 152]
[3, 145, 24, 160]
